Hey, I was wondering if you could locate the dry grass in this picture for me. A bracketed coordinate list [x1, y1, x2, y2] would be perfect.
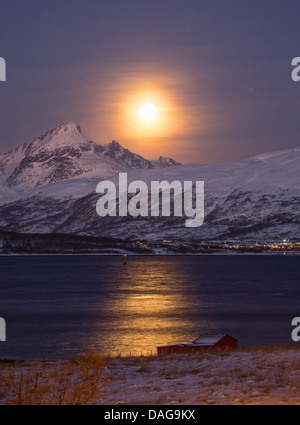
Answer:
[0, 348, 110, 405]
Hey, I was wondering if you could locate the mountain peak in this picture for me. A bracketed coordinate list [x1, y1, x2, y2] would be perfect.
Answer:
[103, 140, 181, 169]
[32, 122, 82, 143]
[0, 124, 181, 191]
[109, 140, 122, 151]
[28, 122, 87, 153]
[55, 122, 82, 135]
[103, 140, 157, 169]
[156, 156, 182, 167]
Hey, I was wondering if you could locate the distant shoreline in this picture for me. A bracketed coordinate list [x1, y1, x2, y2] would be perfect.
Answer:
[0, 251, 300, 260]
[0, 252, 299, 257]
[1, 230, 299, 256]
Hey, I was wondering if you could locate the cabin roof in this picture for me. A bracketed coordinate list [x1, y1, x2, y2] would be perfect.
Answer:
[156, 334, 238, 349]
[156, 344, 184, 348]
[192, 334, 237, 345]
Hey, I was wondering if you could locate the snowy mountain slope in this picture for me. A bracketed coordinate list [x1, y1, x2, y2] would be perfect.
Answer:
[151, 156, 182, 168]
[109, 145, 300, 192]
[103, 140, 156, 169]
[0, 123, 180, 193]
[0, 185, 17, 200]
[102, 139, 181, 169]
[0, 143, 298, 242]
[0, 123, 127, 191]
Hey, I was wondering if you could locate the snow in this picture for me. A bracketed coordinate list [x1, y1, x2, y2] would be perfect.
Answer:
[29, 123, 86, 152]
[249, 146, 300, 161]
[102, 140, 175, 169]
[0, 185, 17, 200]
[0, 144, 29, 183]
[151, 156, 181, 168]
[103, 347, 300, 405]
[0, 178, 98, 204]
[0, 123, 179, 193]
[0, 123, 130, 191]
[110, 148, 300, 193]
[0, 122, 299, 242]
[1, 348, 300, 405]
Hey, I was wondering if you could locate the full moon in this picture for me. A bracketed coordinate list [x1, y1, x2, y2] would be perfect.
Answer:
[139, 103, 157, 121]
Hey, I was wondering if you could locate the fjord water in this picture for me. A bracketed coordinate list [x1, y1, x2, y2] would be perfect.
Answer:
[0, 255, 299, 359]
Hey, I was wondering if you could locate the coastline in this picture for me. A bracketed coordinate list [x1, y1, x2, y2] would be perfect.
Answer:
[0, 249, 299, 256]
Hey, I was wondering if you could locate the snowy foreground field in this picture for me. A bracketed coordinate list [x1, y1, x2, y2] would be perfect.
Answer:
[1, 347, 300, 405]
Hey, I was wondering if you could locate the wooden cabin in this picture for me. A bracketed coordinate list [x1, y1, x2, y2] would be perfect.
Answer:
[157, 334, 237, 355]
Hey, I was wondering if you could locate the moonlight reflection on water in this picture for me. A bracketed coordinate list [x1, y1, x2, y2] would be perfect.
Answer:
[0, 255, 298, 359]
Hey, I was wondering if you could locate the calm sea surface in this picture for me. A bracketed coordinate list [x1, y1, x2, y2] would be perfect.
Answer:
[0, 255, 299, 359]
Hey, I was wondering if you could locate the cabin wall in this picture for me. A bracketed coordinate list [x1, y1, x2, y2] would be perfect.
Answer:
[216, 335, 237, 349]
[157, 335, 238, 355]
[157, 345, 182, 355]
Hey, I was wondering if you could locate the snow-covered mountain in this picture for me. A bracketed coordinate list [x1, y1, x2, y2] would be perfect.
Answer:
[0, 123, 180, 192]
[103, 140, 156, 169]
[151, 156, 182, 168]
[0, 124, 299, 243]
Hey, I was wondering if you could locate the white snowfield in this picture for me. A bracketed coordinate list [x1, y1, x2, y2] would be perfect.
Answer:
[0, 122, 299, 241]
[103, 348, 300, 405]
